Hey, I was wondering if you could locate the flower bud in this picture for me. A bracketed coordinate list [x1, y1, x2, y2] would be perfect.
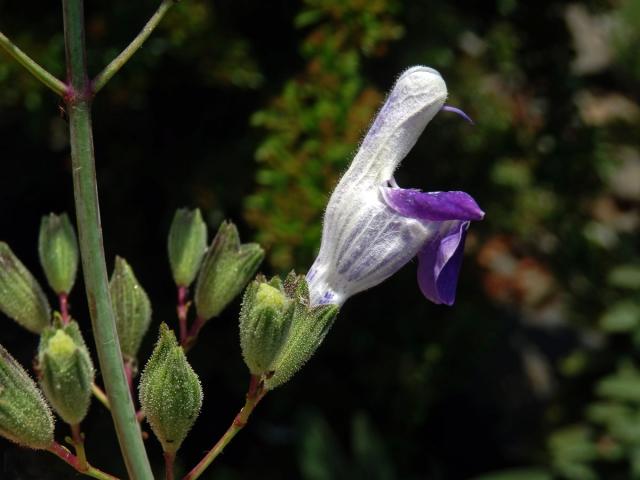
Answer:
[37, 321, 94, 425]
[265, 306, 338, 390]
[239, 276, 292, 376]
[237, 272, 339, 390]
[0, 344, 54, 449]
[168, 208, 208, 287]
[38, 213, 79, 295]
[139, 324, 202, 454]
[0, 242, 51, 333]
[195, 221, 264, 321]
[110, 256, 152, 361]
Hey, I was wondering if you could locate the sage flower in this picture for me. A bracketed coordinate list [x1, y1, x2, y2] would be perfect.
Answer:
[306, 66, 484, 307]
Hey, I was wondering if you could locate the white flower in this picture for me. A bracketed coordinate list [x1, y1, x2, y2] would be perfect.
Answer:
[306, 66, 484, 306]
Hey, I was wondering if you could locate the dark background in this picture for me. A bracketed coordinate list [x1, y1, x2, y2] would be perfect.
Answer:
[1, 0, 640, 479]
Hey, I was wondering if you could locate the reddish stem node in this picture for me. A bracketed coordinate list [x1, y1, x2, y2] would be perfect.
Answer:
[164, 451, 176, 480]
[59, 292, 70, 324]
[182, 315, 205, 350]
[177, 286, 189, 344]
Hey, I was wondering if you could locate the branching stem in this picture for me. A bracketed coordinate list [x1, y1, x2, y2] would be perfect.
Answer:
[92, 0, 177, 93]
[62, 0, 153, 477]
[48, 442, 120, 480]
[91, 383, 111, 410]
[0, 30, 66, 96]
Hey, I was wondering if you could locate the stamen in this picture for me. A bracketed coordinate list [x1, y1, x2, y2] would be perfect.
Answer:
[389, 177, 399, 188]
[441, 105, 474, 125]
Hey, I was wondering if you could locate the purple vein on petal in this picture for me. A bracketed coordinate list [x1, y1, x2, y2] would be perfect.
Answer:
[441, 105, 474, 125]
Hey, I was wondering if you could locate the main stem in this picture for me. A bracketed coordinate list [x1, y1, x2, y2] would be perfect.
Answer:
[62, 0, 153, 478]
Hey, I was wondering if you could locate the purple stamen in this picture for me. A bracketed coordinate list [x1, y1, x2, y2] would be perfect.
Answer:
[441, 105, 474, 125]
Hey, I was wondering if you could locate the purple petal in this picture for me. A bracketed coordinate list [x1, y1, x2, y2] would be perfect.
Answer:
[417, 222, 469, 305]
[381, 187, 485, 222]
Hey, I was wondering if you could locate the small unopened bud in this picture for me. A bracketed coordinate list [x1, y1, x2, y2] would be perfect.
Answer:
[139, 324, 202, 454]
[0, 344, 54, 449]
[168, 208, 208, 287]
[0, 242, 51, 333]
[110, 257, 152, 361]
[195, 221, 264, 321]
[38, 213, 79, 295]
[37, 321, 94, 425]
[263, 273, 339, 390]
[240, 276, 292, 376]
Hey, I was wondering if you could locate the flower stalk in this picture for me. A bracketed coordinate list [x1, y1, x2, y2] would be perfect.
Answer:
[70, 423, 88, 471]
[92, 0, 177, 93]
[164, 451, 176, 480]
[0, 30, 66, 96]
[62, 0, 153, 477]
[48, 441, 120, 480]
[59, 293, 70, 325]
[182, 375, 267, 480]
[177, 286, 189, 344]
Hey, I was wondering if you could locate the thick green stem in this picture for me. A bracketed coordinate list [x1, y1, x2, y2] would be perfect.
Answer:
[0, 30, 66, 96]
[62, 0, 153, 478]
[92, 0, 176, 93]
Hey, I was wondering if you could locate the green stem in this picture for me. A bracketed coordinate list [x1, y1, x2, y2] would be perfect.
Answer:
[0, 30, 66, 96]
[70, 423, 88, 470]
[62, 0, 153, 478]
[182, 376, 267, 480]
[92, 0, 176, 93]
[48, 442, 120, 480]
[91, 382, 111, 410]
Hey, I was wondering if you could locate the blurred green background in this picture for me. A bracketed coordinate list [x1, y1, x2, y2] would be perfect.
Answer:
[1, 0, 640, 478]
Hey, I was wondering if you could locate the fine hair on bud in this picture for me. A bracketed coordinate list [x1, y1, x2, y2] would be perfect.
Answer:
[167, 208, 208, 287]
[195, 221, 265, 322]
[239, 276, 293, 376]
[110, 256, 152, 362]
[0, 242, 51, 334]
[38, 212, 79, 295]
[0, 344, 55, 449]
[37, 321, 95, 425]
[139, 323, 203, 454]
[238, 272, 339, 390]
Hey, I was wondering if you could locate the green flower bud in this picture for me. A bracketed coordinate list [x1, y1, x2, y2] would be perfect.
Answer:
[37, 321, 94, 425]
[239, 276, 292, 376]
[168, 208, 208, 287]
[139, 324, 202, 454]
[0, 344, 54, 449]
[195, 221, 264, 321]
[0, 242, 51, 333]
[110, 256, 152, 361]
[38, 213, 79, 295]
[263, 273, 339, 390]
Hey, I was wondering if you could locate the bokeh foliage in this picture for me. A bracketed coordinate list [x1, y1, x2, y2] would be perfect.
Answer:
[1, 0, 640, 479]
[245, 0, 403, 269]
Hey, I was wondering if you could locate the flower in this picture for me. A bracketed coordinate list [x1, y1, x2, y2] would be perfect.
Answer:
[306, 66, 484, 307]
